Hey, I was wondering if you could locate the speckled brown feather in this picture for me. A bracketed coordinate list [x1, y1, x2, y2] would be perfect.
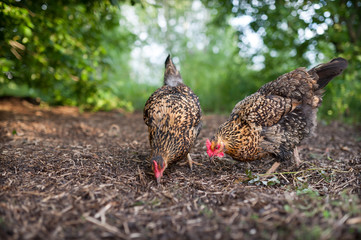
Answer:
[213, 58, 348, 162]
[144, 55, 202, 168]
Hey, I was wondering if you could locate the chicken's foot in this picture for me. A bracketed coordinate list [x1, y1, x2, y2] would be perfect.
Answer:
[179, 153, 203, 170]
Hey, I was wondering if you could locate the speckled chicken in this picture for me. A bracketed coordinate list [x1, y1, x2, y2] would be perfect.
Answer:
[206, 58, 348, 168]
[144, 55, 202, 183]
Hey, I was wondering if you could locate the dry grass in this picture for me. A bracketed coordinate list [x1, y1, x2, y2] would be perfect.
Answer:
[0, 97, 360, 240]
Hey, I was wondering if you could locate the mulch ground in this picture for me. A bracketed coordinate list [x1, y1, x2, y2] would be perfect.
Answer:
[0, 97, 360, 240]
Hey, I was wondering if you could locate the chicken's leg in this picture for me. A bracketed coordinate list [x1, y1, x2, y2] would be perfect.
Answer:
[179, 153, 203, 169]
[293, 146, 301, 167]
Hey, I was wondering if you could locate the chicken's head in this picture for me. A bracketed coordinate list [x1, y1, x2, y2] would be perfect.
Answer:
[151, 156, 167, 184]
[206, 138, 225, 159]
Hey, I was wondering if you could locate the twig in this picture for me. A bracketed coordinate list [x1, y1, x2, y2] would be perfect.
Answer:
[279, 173, 289, 183]
[94, 203, 113, 224]
[85, 216, 127, 239]
[137, 166, 146, 186]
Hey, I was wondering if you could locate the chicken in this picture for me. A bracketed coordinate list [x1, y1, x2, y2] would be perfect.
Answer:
[206, 58, 348, 170]
[144, 55, 202, 184]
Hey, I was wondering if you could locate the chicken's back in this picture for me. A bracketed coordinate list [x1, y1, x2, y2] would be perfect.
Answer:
[144, 83, 202, 163]
[258, 59, 347, 161]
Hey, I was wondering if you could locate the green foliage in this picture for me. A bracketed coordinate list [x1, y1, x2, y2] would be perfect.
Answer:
[0, 0, 135, 111]
[245, 169, 281, 186]
[1, 0, 360, 122]
[125, 0, 361, 121]
[181, 29, 258, 113]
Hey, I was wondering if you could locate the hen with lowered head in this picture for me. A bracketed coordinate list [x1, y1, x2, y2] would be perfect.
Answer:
[206, 58, 348, 169]
[144, 55, 202, 184]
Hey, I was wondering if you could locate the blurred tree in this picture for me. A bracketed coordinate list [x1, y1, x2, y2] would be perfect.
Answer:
[202, 0, 361, 122]
[127, 0, 258, 112]
[1, 0, 359, 122]
[0, 0, 136, 110]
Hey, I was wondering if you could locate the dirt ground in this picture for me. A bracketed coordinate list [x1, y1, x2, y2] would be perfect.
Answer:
[0, 97, 360, 240]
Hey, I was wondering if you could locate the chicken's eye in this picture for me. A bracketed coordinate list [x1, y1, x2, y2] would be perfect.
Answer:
[215, 145, 220, 150]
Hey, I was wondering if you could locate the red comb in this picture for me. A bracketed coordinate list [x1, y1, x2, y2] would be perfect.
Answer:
[206, 139, 211, 148]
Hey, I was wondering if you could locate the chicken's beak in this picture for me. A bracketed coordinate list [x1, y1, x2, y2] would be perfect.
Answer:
[156, 176, 162, 185]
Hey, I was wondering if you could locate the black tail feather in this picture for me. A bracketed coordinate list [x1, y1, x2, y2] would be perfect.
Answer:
[309, 57, 348, 89]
